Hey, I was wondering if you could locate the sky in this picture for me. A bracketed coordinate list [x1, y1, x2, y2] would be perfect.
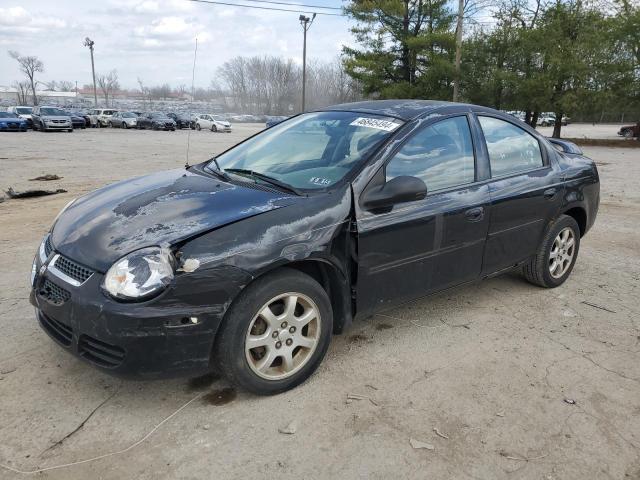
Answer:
[0, 0, 355, 90]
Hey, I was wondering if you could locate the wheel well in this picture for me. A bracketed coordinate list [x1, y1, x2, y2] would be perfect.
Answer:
[281, 260, 352, 335]
[563, 207, 587, 236]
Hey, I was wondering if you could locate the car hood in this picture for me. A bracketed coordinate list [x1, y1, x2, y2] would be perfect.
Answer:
[51, 168, 299, 272]
[0, 116, 25, 122]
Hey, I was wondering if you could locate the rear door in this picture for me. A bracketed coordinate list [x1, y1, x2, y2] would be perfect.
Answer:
[475, 115, 564, 274]
[355, 115, 491, 313]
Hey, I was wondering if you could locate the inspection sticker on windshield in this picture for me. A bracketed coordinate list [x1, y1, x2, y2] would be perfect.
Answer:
[350, 117, 399, 132]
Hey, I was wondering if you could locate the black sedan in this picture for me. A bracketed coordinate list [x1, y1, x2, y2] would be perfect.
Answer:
[166, 112, 192, 129]
[30, 100, 599, 394]
[136, 112, 176, 130]
[64, 111, 87, 129]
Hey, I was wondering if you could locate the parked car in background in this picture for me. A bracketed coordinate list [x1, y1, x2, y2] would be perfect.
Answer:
[618, 124, 639, 138]
[7, 106, 33, 128]
[63, 110, 87, 129]
[195, 114, 232, 132]
[73, 110, 92, 128]
[166, 112, 192, 129]
[136, 112, 176, 131]
[30, 100, 599, 394]
[265, 116, 289, 128]
[0, 111, 28, 132]
[538, 114, 569, 127]
[89, 109, 118, 128]
[31, 106, 73, 132]
[109, 111, 138, 129]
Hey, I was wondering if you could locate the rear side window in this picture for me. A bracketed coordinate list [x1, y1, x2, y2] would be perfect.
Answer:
[479, 116, 543, 177]
[386, 116, 475, 192]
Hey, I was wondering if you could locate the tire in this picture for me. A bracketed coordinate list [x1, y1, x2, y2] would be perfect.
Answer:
[215, 268, 333, 395]
[195, 123, 201, 131]
[623, 129, 633, 138]
[522, 214, 581, 288]
[211, 124, 217, 132]
[68, 129, 73, 132]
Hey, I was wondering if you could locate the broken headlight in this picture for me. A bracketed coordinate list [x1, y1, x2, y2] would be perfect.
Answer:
[103, 247, 174, 301]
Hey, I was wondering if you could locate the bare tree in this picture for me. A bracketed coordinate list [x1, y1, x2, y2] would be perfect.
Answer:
[43, 80, 74, 92]
[8, 51, 44, 105]
[137, 77, 151, 109]
[96, 70, 119, 107]
[12, 81, 30, 105]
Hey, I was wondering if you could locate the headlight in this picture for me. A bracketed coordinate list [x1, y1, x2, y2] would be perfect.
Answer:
[103, 247, 174, 300]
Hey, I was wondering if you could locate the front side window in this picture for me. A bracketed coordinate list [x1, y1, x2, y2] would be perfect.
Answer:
[479, 116, 543, 177]
[386, 116, 475, 192]
[211, 111, 402, 190]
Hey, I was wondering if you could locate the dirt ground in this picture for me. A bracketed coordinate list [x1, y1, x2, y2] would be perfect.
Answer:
[0, 125, 639, 480]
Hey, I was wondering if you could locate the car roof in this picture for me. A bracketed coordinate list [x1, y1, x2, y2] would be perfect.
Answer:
[323, 99, 499, 121]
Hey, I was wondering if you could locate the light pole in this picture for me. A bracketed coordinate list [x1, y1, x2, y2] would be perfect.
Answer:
[299, 13, 315, 112]
[84, 37, 98, 106]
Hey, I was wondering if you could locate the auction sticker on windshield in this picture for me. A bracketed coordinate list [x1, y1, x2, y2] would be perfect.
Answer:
[350, 117, 400, 132]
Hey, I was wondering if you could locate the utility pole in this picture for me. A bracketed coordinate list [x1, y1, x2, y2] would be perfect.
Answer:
[299, 13, 316, 112]
[84, 37, 98, 106]
[452, 0, 464, 102]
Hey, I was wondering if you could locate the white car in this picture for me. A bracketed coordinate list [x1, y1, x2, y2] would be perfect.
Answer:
[7, 106, 33, 128]
[89, 109, 119, 128]
[195, 114, 232, 132]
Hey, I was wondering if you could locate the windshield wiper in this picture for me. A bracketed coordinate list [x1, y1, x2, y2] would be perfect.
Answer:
[204, 157, 230, 181]
[224, 168, 302, 196]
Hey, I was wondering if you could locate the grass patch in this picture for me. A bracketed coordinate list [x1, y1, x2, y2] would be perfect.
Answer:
[562, 138, 640, 148]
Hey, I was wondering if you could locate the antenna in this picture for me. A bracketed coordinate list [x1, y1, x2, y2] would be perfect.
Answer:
[185, 37, 198, 169]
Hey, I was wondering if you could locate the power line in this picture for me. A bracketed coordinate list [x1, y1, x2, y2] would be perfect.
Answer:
[186, 0, 345, 16]
[236, 0, 342, 10]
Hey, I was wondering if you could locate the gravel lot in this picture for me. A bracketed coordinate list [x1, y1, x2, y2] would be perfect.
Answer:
[0, 125, 639, 480]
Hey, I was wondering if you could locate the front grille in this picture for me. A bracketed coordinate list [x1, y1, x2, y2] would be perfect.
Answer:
[51, 120, 67, 124]
[54, 255, 93, 283]
[39, 278, 71, 305]
[78, 335, 125, 368]
[38, 311, 73, 346]
[44, 236, 53, 257]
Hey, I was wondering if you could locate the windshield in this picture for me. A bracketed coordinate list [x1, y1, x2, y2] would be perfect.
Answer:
[16, 107, 32, 114]
[209, 111, 402, 190]
[151, 113, 167, 118]
[122, 112, 136, 118]
[40, 107, 67, 115]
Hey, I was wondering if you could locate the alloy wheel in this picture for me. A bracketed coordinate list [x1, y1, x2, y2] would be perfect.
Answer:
[549, 227, 575, 278]
[245, 292, 321, 380]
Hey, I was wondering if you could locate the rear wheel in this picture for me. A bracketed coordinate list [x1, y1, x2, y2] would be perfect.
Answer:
[215, 269, 332, 395]
[522, 215, 580, 288]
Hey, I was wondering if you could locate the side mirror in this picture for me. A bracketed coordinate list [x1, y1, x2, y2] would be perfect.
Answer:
[362, 176, 427, 210]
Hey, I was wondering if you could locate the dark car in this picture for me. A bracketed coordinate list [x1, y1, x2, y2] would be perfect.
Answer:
[0, 111, 28, 131]
[166, 112, 191, 129]
[265, 115, 289, 128]
[136, 112, 176, 131]
[63, 111, 87, 129]
[30, 100, 599, 395]
[618, 124, 639, 138]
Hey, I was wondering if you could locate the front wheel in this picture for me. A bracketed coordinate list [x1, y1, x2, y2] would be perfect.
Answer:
[522, 215, 580, 288]
[211, 124, 217, 132]
[215, 269, 333, 395]
[623, 129, 633, 138]
[195, 123, 201, 131]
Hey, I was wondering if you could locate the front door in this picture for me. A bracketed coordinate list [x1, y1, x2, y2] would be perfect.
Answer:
[355, 115, 491, 314]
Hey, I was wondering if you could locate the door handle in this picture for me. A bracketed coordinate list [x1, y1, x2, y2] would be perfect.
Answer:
[465, 207, 484, 222]
[544, 188, 558, 199]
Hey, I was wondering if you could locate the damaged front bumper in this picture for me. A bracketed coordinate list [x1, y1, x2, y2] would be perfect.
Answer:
[30, 244, 252, 379]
